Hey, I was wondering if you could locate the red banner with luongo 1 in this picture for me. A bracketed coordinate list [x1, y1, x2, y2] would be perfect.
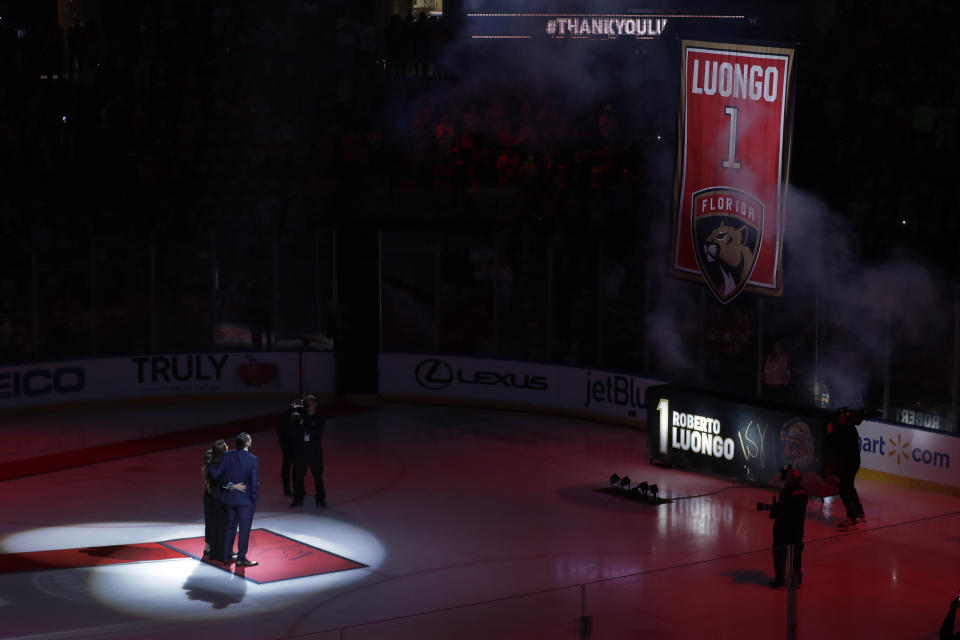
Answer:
[671, 40, 796, 303]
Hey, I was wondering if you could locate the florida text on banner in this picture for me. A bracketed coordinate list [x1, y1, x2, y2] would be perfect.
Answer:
[671, 40, 796, 303]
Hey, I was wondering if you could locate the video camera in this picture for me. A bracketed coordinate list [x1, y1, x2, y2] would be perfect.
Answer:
[756, 464, 793, 512]
[757, 495, 778, 512]
[289, 396, 306, 420]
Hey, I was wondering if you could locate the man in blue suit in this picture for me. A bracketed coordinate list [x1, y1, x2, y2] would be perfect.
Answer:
[208, 432, 259, 567]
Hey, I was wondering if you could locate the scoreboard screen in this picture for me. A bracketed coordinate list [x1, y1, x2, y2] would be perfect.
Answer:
[646, 385, 835, 496]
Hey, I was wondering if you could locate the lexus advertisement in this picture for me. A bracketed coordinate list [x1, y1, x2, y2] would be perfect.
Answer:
[380, 353, 659, 425]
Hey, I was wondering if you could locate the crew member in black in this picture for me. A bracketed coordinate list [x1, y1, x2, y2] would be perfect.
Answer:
[277, 398, 298, 497]
[770, 468, 808, 589]
[291, 394, 326, 508]
[828, 408, 865, 527]
[940, 595, 960, 640]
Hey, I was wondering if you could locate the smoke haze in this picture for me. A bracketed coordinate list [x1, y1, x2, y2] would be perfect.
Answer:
[385, 5, 949, 410]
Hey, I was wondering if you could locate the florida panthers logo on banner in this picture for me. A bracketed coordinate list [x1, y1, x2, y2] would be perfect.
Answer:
[671, 40, 796, 304]
[692, 187, 763, 302]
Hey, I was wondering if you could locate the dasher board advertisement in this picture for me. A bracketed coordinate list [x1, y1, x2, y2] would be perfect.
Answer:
[0, 352, 334, 409]
[671, 40, 796, 303]
[857, 419, 960, 489]
[379, 353, 657, 423]
[646, 385, 831, 494]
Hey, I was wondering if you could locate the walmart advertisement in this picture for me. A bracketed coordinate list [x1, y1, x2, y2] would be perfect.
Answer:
[857, 419, 956, 488]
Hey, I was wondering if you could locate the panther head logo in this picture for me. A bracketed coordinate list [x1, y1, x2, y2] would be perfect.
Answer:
[692, 188, 763, 303]
[704, 224, 753, 294]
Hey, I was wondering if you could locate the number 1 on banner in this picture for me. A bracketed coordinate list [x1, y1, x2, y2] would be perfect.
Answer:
[657, 398, 669, 453]
[722, 106, 742, 170]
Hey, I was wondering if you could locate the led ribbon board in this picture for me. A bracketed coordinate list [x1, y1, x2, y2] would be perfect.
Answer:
[646, 385, 831, 495]
[671, 40, 796, 303]
[466, 12, 744, 40]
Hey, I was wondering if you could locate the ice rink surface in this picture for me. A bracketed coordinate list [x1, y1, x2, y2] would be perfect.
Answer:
[2, 400, 960, 639]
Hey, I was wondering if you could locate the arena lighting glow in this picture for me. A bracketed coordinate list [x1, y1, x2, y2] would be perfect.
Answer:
[1, 515, 385, 621]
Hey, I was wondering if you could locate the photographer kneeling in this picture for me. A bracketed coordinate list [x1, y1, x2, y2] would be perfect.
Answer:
[760, 467, 808, 589]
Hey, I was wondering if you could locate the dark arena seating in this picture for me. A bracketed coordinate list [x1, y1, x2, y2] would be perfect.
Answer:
[0, 1, 957, 433]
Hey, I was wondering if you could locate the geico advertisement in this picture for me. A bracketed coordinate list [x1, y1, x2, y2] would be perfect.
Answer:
[379, 354, 657, 421]
[0, 353, 333, 408]
[646, 385, 829, 491]
[0, 363, 86, 404]
[858, 419, 958, 487]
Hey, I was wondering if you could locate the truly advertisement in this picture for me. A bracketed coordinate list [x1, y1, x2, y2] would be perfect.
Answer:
[646, 385, 831, 493]
[0, 352, 334, 409]
[131, 354, 286, 392]
[380, 354, 657, 424]
[858, 420, 957, 487]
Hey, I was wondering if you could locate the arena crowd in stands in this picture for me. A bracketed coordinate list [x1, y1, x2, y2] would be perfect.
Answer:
[0, 1, 956, 418]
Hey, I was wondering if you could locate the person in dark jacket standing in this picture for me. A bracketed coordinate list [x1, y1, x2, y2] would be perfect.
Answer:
[208, 432, 259, 567]
[291, 394, 326, 508]
[277, 398, 299, 497]
[828, 408, 865, 528]
[770, 468, 808, 589]
[941, 595, 960, 640]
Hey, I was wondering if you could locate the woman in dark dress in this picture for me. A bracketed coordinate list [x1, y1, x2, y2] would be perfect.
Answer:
[203, 439, 244, 561]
